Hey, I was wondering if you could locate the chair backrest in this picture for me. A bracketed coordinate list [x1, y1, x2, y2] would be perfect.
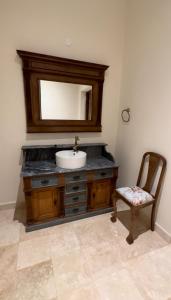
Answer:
[136, 152, 166, 199]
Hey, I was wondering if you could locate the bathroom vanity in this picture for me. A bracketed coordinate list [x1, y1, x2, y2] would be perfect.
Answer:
[21, 143, 118, 231]
[18, 51, 117, 231]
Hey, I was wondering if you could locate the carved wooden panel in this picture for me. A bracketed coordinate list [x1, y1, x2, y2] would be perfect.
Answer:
[17, 50, 108, 133]
[89, 179, 111, 210]
[27, 188, 62, 223]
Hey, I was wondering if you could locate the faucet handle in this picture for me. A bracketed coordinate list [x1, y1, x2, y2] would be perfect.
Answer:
[75, 136, 79, 142]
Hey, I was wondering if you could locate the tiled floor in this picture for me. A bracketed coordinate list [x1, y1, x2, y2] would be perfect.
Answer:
[0, 206, 171, 300]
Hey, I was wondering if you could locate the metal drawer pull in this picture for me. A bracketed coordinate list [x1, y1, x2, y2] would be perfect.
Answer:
[73, 208, 79, 213]
[73, 196, 79, 201]
[73, 175, 80, 180]
[72, 186, 79, 191]
[41, 179, 49, 185]
[101, 172, 106, 176]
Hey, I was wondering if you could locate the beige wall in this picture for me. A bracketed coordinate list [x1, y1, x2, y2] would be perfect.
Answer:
[0, 0, 126, 205]
[116, 0, 171, 234]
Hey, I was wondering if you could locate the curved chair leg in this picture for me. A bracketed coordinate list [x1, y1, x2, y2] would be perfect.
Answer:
[126, 207, 137, 244]
[151, 203, 156, 231]
[110, 193, 118, 223]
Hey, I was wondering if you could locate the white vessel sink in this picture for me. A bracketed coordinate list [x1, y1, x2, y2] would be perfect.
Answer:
[55, 150, 87, 169]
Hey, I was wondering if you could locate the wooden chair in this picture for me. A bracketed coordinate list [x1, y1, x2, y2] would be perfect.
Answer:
[111, 152, 166, 244]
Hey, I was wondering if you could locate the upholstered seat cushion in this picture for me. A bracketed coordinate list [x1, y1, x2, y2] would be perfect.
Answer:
[116, 186, 154, 206]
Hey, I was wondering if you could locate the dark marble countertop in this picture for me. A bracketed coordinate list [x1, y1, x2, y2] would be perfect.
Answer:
[22, 143, 107, 150]
[21, 158, 118, 177]
[21, 142, 119, 177]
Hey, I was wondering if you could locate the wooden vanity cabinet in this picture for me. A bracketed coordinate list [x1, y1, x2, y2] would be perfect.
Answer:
[23, 174, 64, 224]
[25, 187, 63, 223]
[88, 179, 112, 210]
[23, 167, 118, 228]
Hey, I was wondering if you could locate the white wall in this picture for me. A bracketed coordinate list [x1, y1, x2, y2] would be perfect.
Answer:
[116, 0, 171, 234]
[0, 0, 126, 205]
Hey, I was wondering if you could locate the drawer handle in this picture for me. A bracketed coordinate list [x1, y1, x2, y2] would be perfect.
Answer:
[73, 196, 79, 201]
[73, 208, 79, 213]
[41, 179, 49, 185]
[73, 175, 80, 180]
[72, 186, 79, 191]
[101, 172, 106, 176]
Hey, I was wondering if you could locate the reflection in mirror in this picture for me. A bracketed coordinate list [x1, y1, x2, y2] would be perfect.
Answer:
[40, 80, 92, 121]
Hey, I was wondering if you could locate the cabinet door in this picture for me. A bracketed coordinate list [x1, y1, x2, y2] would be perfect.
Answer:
[30, 188, 62, 222]
[89, 179, 111, 210]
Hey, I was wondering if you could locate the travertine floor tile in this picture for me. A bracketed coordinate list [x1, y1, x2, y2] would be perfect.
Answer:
[126, 244, 171, 300]
[0, 222, 20, 247]
[20, 224, 51, 242]
[95, 268, 144, 300]
[15, 260, 57, 300]
[48, 225, 80, 255]
[57, 282, 101, 300]
[73, 215, 123, 247]
[17, 236, 50, 270]
[20, 222, 70, 241]
[118, 230, 168, 262]
[0, 208, 170, 300]
[0, 288, 16, 300]
[82, 241, 123, 279]
[52, 248, 90, 291]
[0, 244, 18, 297]
[105, 215, 129, 237]
[0, 208, 15, 224]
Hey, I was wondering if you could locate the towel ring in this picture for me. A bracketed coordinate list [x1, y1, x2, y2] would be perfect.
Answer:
[121, 108, 130, 122]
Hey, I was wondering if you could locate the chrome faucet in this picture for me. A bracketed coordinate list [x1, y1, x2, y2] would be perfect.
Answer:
[73, 136, 80, 153]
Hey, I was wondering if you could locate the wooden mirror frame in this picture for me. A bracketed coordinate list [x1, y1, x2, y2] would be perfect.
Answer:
[17, 50, 108, 133]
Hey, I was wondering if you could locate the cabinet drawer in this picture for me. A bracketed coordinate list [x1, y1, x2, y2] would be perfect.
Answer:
[31, 176, 58, 188]
[65, 204, 87, 217]
[65, 172, 86, 183]
[94, 169, 113, 180]
[64, 193, 87, 206]
[65, 182, 87, 194]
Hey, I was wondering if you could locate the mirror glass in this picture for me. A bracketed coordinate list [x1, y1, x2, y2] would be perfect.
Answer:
[40, 80, 92, 120]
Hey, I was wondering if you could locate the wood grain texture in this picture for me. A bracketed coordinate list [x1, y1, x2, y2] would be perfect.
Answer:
[88, 179, 112, 210]
[111, 152, 166, 244]
[26, 187, 63, 223]
[23, 167, 118, 226]
[17, 50, 108, 133]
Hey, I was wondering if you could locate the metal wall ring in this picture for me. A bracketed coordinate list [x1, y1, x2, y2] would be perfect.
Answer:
[121, 108, 130, 122]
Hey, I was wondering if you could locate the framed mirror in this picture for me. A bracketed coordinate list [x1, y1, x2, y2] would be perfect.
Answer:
[17, 50, 108, 133]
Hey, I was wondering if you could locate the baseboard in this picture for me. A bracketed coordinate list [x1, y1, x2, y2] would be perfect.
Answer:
[0, 202, 16, 210]
[155, 222, 171, 243]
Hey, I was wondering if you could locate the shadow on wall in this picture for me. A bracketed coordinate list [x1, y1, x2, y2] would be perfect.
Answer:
[14, 180, 26, 225]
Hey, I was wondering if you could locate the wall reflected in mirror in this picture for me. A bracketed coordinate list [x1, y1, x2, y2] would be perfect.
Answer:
[40, 80, 92, 121]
